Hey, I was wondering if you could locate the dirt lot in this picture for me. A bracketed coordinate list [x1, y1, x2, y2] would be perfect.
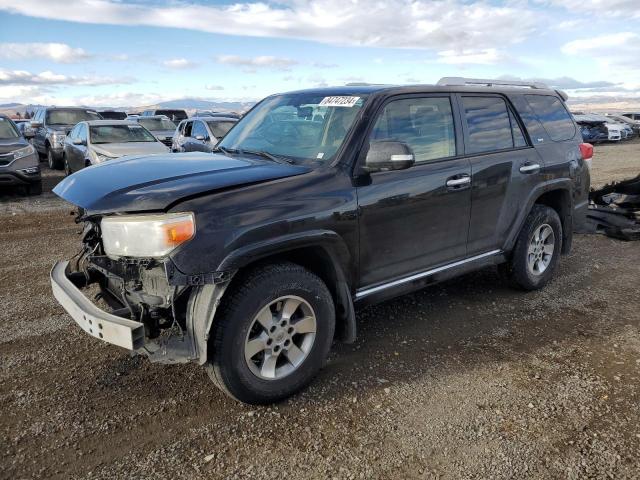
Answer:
[1, 143, 639, 479]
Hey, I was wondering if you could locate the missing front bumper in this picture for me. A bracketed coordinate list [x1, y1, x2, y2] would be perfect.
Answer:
[50, 260, 145, 350]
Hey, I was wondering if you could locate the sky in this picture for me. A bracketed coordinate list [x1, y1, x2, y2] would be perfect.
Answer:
[0, 0, 638, 108]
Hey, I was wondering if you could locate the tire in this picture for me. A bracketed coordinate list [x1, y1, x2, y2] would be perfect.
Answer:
[63, 155, 71, 176]
[25, 181, 43, 196]
[501, 205, 562, 291]
[203, 262, 335, 404]
[47, 148, 61, 170]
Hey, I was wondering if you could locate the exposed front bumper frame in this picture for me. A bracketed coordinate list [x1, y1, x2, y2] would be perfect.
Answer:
[50, 260, 145, 350]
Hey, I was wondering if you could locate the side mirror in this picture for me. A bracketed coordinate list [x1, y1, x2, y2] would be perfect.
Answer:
[30, 121, 42, 128]
[73, 138, 85, 146]
[364, 141, 415, 173]
[195, 135, 205, 141]
[23, 128, 35, 138]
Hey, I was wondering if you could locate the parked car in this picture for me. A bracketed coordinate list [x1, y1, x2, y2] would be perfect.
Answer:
[51, 78, 591, 404]
[622, 112, 640, 121]
[0, 114, 41, 195]
[609, 114, 640, 136]
[30, 107, 103, 169]
[13, 119, 35, 139]
[574, 114, 621, 141]
[142, 109, 188, 123]
[172, 116, 237, 152]
[131, 115, 177, 148]
[61, 120, 169, 175]
[97, 110, 128, 120]
[575, 118, 608, 143]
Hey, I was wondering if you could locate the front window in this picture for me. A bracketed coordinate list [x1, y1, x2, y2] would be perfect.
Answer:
[206, 120, 236, 139]
[137, 118, 177, 131]
[46, 109, 102, 125]
[89, 124, 157, 144]
[219, 93, 368, 163]
[0, 117, 19, 139]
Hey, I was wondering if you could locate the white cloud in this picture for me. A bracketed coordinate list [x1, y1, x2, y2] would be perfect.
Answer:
[0, 68, 132, 86]
[437, 49, 508, 65]
[0, 0, 538, 51]
[561, 32, 640, 80]
[548, 0, 639, 19]
[0, 42, 91, 63]
[215, 55, 298, 71]
[205, 84, 224, 91]
[162, 58, 195, 69]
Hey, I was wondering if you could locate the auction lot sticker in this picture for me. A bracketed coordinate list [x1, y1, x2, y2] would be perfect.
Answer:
[319, 96, 360, 107]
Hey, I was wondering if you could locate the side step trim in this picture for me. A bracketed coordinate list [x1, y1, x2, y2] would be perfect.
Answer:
[355, 250, 501, 299]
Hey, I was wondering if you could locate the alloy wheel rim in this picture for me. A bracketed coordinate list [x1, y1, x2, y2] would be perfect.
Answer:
[244, 295, 317, 380]
[527, 224, 555, 275]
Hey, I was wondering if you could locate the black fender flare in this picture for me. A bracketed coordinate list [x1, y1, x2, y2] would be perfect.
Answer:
[503, 179, 573, 254]
[189, 230, 357, 364]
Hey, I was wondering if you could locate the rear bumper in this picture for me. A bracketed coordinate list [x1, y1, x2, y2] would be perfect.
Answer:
[50, 260, 145, 350]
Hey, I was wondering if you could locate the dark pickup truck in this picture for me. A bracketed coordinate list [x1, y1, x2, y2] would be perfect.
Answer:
[51, 78, 591, 404]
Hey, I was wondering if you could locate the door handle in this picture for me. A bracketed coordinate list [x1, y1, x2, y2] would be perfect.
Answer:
[446, 175, 471, 188]
[519, 163, 541, 174]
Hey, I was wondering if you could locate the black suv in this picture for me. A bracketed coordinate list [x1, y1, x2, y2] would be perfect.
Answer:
[31, 107, 102, 169]
[50, 78, 591, 404]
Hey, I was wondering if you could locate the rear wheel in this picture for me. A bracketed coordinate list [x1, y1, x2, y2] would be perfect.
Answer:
[501, 205, 562, 290]
[63, 154, 71, 176]
[203, 262, 335, 404]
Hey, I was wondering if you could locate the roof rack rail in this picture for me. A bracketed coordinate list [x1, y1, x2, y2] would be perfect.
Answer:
[436, 77, 548, 89]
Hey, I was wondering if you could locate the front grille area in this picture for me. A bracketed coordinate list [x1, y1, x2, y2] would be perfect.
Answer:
[0, 153, 14, 166]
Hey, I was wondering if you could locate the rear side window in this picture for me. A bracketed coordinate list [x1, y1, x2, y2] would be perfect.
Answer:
[370, 97, 456, 163]
[462, 96, 514, 154]
[525, 95, 575, 142]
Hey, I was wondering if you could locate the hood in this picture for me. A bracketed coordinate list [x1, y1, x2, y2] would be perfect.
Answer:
[49, 125, 73, 135]
[150, 130, 175, 139]
[0, 136, 28, 154]
[53, 152, 311, 212]
[92, 142, 169, 157]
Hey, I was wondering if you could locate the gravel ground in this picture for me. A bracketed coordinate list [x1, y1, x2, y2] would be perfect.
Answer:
[1, 145, 639, 479]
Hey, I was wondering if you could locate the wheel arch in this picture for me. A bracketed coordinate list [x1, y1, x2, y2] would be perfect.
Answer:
[189, 230, 357, 365]
[504, 180, 573, 255]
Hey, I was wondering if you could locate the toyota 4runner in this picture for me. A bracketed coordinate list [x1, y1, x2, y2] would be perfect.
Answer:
[50, 78, 591, 404]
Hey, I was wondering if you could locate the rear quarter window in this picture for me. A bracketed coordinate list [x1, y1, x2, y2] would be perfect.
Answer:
[525, 95, 576, 142]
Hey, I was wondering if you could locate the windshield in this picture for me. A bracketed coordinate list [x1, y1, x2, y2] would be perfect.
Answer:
[46, 109, 101, 125]
[89, 124, 157, 144]
[0, 118, 19, 139]
[138, 117, 177, 131]
[218, 93, 368, 162]
[207, 120, 236, 138]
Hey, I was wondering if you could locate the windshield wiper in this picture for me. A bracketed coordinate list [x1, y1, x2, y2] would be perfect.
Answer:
[214, 146, 293, 164]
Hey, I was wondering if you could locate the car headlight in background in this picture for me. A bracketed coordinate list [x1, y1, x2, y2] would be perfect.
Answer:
[51, 134, 66, 146]
[13, 144, 36, 160]
[100, 212, 195, 258]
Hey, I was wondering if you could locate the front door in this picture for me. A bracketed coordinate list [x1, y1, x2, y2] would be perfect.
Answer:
[356, 95, 471, 288]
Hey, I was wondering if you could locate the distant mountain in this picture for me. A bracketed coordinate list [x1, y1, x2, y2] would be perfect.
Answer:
[155, 98, 254, 112]
[0, 103, 22, 108]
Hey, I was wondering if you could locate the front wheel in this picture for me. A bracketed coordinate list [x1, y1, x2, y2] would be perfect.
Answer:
[47, 148, 61, 169]
[203, 262, 335, 404]
[501, 205, 562, 290]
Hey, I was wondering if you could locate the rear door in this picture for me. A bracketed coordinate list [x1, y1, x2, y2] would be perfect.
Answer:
[356, 94, 471, 288]
[458, 94, 540, 255]
[179, 121, 194, 152]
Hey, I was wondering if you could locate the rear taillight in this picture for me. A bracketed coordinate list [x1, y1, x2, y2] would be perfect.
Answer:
[579, 143, 593, 169]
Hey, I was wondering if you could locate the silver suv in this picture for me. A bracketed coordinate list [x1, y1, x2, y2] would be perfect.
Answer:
[0, 115, 41, 195]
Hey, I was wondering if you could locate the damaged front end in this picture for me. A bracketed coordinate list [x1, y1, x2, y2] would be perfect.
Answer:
[50, 211, 226, 364]
[582, 174, 640, 241]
